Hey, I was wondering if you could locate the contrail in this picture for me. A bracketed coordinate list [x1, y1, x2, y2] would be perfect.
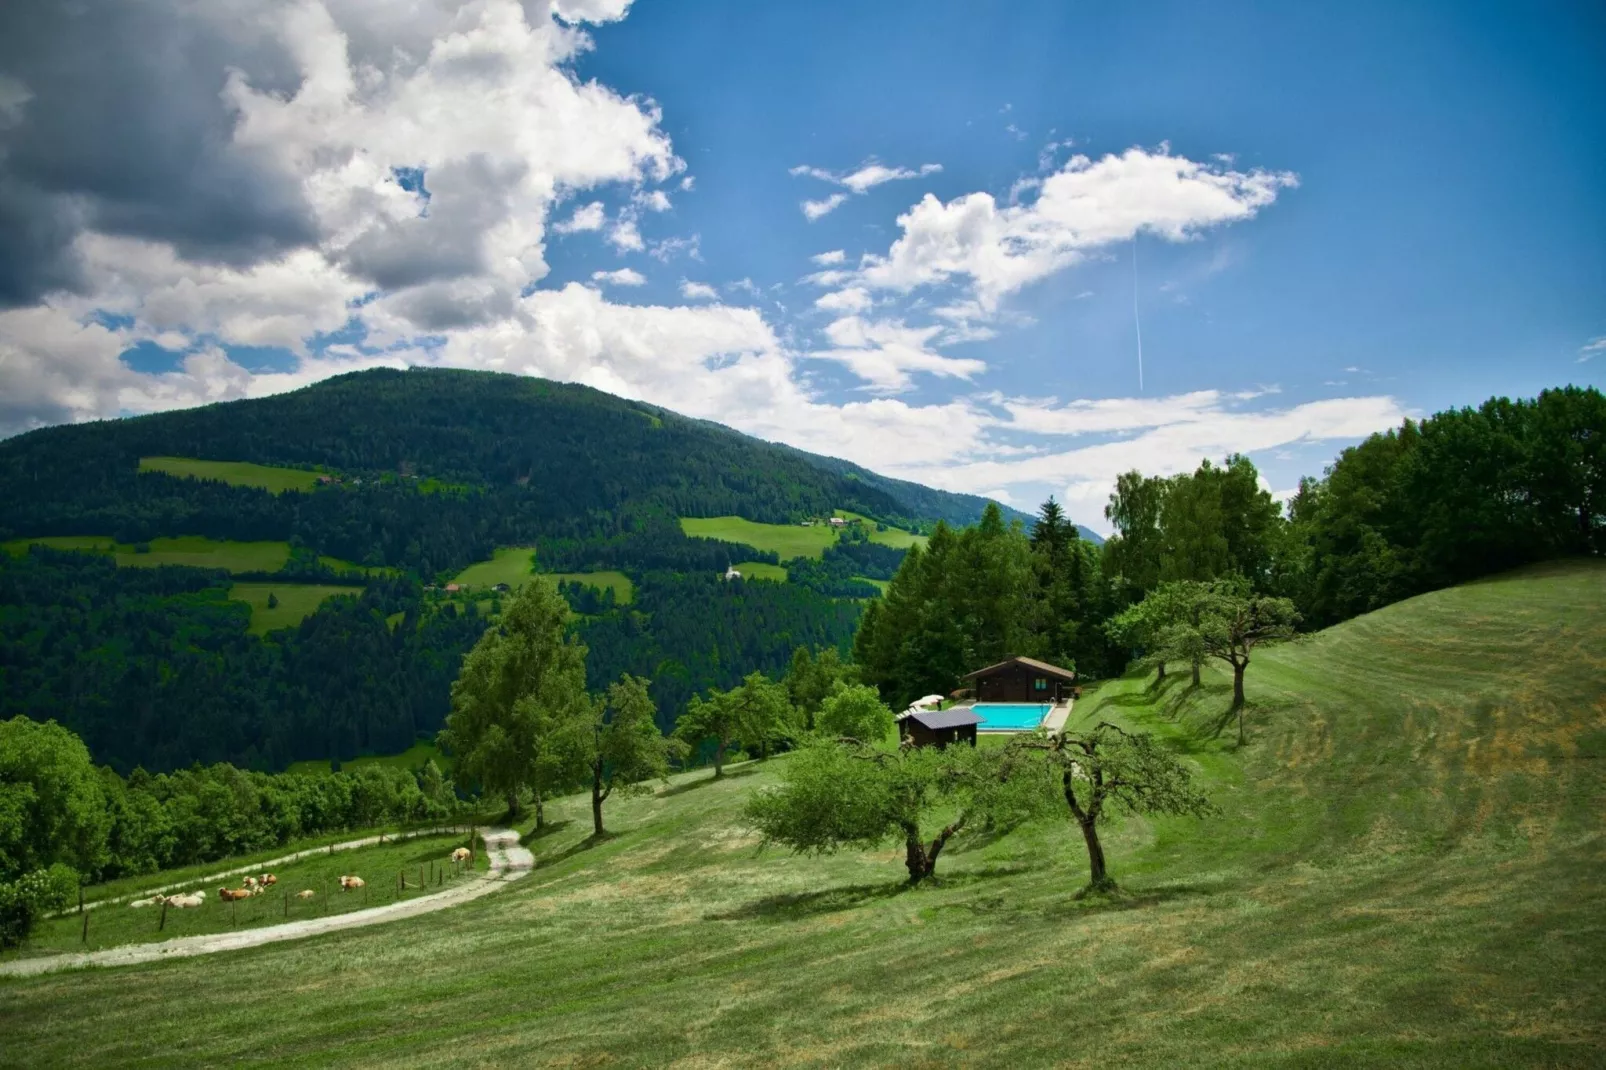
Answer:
[1132, 234, 1144, 394]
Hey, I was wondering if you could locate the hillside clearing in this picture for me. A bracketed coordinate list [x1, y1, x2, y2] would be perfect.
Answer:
[682, 516, 838, 559]
[1, 562, 1600, 1066]
[227, 583, 362, 635]
[733, 560, 787, 581]
[139, 456, 326, 494]
[446, 549, 634, 603]
[1, 535, 290, 572]
[286, 740, 449, 776]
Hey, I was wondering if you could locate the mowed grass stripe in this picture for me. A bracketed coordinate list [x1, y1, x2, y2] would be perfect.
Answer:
[2, 563, 1601, 1067]
[139, 456, 324, 494]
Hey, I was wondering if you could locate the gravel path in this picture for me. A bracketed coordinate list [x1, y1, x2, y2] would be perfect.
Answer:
[1, 828, 533, 979]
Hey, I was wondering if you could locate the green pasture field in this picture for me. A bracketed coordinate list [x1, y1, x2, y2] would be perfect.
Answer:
[732, 560, 787, 581]
[139, 456, 323, 494]
[285, 740, 449, 777]
[837, 510, 930, 549]
[448, 548, 634, 604]
[7, 833, 485, 960]
[449, 546, 539, 588]
[228, 583, 362, 635]
[1, 535, 291, 573]
[681, 516, 837, 559]
[854, 576, 890, 594]
[3, 561, 1602, 1066]
[548, 570, 634, 603]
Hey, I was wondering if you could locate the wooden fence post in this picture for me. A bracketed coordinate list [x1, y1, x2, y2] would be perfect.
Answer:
[78, 883, 84, 915]
[82, 911, 90, 944]
[284, 892, 289, 918]
[159, 900, 169, 932]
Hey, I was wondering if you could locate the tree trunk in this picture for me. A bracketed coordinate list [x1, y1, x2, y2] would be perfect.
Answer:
[714, 737, 726, 778]
[533, 785, 544, 830]
[903, 829, 932, 884]
[505, 791, 520, 822]
[1191, 659, 1201, 686]
[591, 770, 605, 838]
[1155, 661, 1166, 683]
[1078, 818, 1112, 891]
[1232, 661, 1246, 710]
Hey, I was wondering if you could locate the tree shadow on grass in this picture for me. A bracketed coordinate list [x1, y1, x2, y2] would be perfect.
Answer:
[531, 832, 613, 872]
[523, 819, 574, 843]
[930, 880, 1217, 923]
[658, 765, 761, 798]
[707, 880, 910, 922]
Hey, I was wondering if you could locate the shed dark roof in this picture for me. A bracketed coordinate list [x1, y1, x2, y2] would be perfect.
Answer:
[908, 708, 983, 730]
[961, 655, 1076, 681]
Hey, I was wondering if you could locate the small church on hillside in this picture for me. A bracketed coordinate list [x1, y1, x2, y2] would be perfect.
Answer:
[962, 655, 1077, 703]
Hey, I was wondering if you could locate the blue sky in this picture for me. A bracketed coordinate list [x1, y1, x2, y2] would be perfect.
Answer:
[1, 0, 1600, 529]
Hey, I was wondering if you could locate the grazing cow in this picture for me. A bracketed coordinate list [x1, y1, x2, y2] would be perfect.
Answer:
[219, 887, 252, 902]
[242, 876, 258, 889]
[168, 893, 204, 908]
[338, 875, 365, 891]
[130, 895, 164, 908]
[296, 890, 315, 899]
[450, 847, 471, 863]
[261, 873, 277, 886]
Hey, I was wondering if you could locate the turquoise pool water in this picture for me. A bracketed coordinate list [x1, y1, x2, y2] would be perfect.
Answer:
[973, 703, 1052, 730]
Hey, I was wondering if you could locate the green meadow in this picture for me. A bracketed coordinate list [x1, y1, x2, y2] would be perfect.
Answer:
[1, 535, 291, 573]
[837, 510, 930, 549]
[449, 546, 540, 587]
[139, 456, 324, 494]
[448, 548, 634, 603]
[732, 560, 788, 581]
[227, 583, 363, 635]
[682, 514, 927, 560]
[2, 562, 1600, 1066]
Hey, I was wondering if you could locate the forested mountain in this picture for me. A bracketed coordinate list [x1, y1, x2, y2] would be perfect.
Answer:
[0, 368, 979, 772]
[0, 368, 1011, 576]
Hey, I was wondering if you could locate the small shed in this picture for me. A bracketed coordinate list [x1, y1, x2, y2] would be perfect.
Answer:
[962, 655, 1076, 703]
[900, 708, 981, 749]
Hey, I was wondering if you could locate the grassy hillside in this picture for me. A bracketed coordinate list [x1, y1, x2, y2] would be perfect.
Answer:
[138, 456, 323, 494]
[447, 549, 634, 603]
[227, 583, 362, 635]
[2, 563, 1601, 1066]
[0, 534, 290, 572]
[683, 515, 928, 560]
[286, 740, 448, 777]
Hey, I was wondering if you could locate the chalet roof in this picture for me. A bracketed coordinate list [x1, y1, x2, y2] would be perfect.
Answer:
[961, 655, 1076, 682]
[907, 708, 983, 730]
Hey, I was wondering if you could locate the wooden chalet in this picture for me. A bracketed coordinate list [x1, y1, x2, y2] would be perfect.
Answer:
[962, 655, 1076, 703]
[899, 708, 981, 749]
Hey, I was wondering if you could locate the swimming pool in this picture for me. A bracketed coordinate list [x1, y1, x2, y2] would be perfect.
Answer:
[972, 703, 1052, 731]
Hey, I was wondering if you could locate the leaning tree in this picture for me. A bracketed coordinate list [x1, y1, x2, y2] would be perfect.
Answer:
[1009, 722, 1215, 893]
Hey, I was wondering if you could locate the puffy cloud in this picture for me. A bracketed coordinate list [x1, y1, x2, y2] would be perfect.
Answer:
[808, 316, 987, 393]
[592, 268, 646, 286]
[1578, 336, 1606, 363]
[608, 217, 645, 251]
[679, 280, 719, 300]
[814, 287, 871, 313]
[555, 201, 607, 233]
[801, 194, 848, 221]
[811, 250, 846, 266]
[634, 189, 671, 212]
[859, 147, 1296, 311]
